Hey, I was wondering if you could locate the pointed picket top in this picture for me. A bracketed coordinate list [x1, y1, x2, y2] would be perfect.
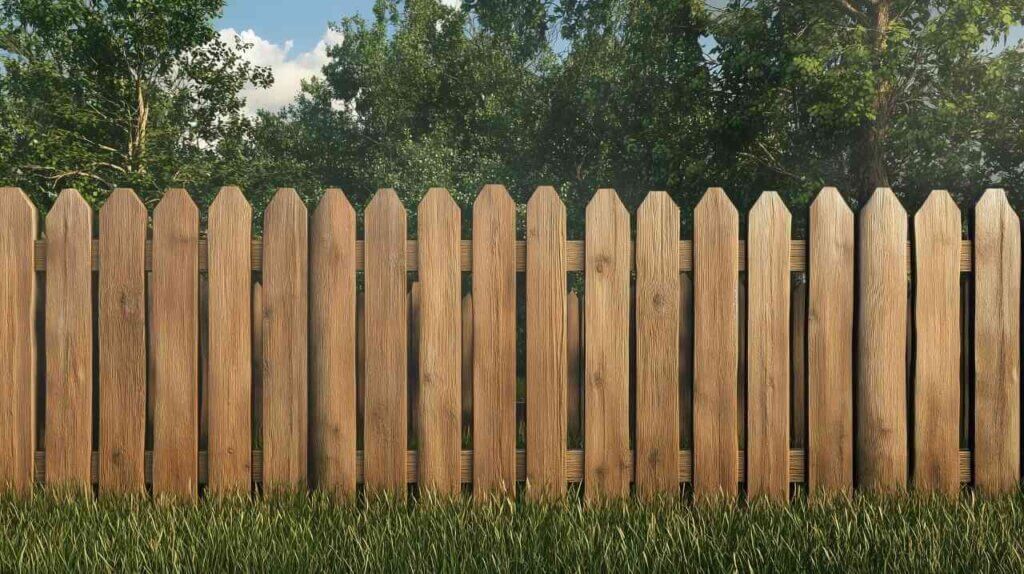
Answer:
[637, 191, 679, 221]
[915, 189, 960, 230]
[48, 188, 91, 225]
[750, 191, 792, 226]
[474, 183, 515, 214]
[586, 188, 628, 221]
[862, 187, 907, 219]
[0, 186, 35, 215]
[266, 187, 305, 214]
[210, 186, 252, 219]
[314, 187, 355, 222]
[976, 188, 1016, 218]
[100, 187, 146, 221]
[527, 185, 565, 213]
[810, 187, 853, 224]
[153, 187, 198, 221]
[366, 187, 406, 220]
[694, 187, 738, 220]
[419, 187, 459, 218]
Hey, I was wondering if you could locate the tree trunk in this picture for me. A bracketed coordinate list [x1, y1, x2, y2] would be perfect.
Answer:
[851, 0, 893, 205]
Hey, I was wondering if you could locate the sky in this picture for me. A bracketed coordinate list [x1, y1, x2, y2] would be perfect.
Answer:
[218, 0, 1024, 115]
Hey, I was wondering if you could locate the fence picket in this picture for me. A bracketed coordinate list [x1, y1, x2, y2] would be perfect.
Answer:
[747, 192, 791, 501]
[0, 188, 37, 494]
[807, 188, 854, 496]
[693, 188, 739, 498]
[44, 189, 92, 488]
[98, 188, 147, 494]
[207, 186, 253, 494]
[974, 188, 1021, 495]
[525, 187, 568, 499]
[635, 192, 680, 498]
[151, 188, 200, 499]
[310, 188, 357, 497]
[262, 188, 309, 489]
[472, 185, 517, 497]
[364, 189, 408, 497]
[584, 189, 631, 501]
[857, 187, 908, 492]
[913, 190, 961, 495]
[418, 188, 462, 495]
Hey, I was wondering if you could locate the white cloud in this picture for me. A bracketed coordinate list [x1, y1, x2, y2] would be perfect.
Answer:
[220, 27, 344, 114]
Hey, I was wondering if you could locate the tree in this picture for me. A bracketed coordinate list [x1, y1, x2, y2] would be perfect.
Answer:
[0, 0, 271, 207]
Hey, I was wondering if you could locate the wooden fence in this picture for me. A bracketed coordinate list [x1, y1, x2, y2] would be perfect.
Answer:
[0, 184, 1017, 502]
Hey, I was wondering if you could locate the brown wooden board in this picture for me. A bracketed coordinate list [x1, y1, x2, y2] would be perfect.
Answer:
[472, 185, 518, 497]
[974, 188, 1021, 495]
[261, 188, 309, 489]
[0, 188, 37, 494]
[635, 192, 681, 498]
[912, 190, 961, 495]
[746, 192, 791, 501]
[207, 186, 253, 494]
[584, 189, 631, 502]
[807, 188, 854, 496]
[856, 188, 908, 492]
[364, 189, 408, 497]
[692, 188, 739, 498]
[98, 188, 148, 494]
[44, 189, 92, 488]
[310, 188, 357, 497]
[151, 188, 200, 499]
[525, 187, 568, 499]
[417, 188, 462, 495]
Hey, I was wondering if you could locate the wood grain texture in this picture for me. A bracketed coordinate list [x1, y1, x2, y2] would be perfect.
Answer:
[692, 188, 739, 499]
[974, 188, 1021, 495]
[309, 188, 357, 497]
[584, 189, 631, 502]
[472, 185, 517, 497]
[417, 188, 462, 495]
[261, 188, 309, 489]
[567, 292, 581, 444]
[635, 192, 681, 498]
[857, 187, 908, 492]
[98, 188, 147, 494]
[44, 189, 92, 488]
[364, 188, 408, 497]
[913, 190, 961, 496]
[525, 187, 568, 499]
[151, 188, 200, 499]
[0, 188, 37, 494]
[746, 192, 791, 501]
[807, 187, 854, 496]
[207, 186, 253, 495]
[680, 274, 693, 449]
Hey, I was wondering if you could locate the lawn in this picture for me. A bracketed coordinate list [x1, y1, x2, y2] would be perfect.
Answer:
[0, 489, 1022, 572]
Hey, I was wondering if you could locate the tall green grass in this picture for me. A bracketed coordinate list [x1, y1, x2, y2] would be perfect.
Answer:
[0, 490, 1021, 572]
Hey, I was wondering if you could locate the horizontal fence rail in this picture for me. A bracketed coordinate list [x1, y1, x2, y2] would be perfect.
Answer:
[0, 184, 1018, 503]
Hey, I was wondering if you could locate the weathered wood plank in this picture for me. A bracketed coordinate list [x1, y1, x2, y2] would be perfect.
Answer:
[44, 189, 92, 489]
[151, 188, 200, 499]
[635, 192, 681, 498]
[856, 187, 908, 492]
[98, 188, 148, 495]
[974, 188, 1021, 495]
[807, 187, 854, 496]
[207, 186, 253, 495]
[418, 188, 462, 495]
[0, 188, 37, 494]
[364, 188, 408, 497]
[584, 189, 631, 502]
[746, 192, 791, 502]
[525, 186, 568, 499]
[261, 188, 309, 489]
[472, 185, 518, 497]
[913, 190, 961, 496]
[310, 188, 357, 497]
[692, 188, 739, 498]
